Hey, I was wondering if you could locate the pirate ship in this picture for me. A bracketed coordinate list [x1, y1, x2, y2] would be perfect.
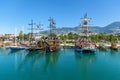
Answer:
[75, 14, 96, 53]
[45, 17, 60, 52]
[28, 18, 60, 52]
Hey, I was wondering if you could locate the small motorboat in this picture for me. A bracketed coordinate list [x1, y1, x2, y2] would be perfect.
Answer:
[98, 44, 108, 51]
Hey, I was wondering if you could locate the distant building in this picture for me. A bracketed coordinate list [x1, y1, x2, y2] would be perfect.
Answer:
[0, 34, 3, 38]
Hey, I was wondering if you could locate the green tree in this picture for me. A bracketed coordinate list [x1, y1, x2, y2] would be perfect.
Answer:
[73, 33, 78, 40]
[17, 31, 23, 42]
[68, 32, 73, 39]
[59, 34, 67, 40]
[24, 33, 31, 42]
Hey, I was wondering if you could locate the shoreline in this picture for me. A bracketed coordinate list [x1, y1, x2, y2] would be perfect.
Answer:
[1, 41, 120, 49]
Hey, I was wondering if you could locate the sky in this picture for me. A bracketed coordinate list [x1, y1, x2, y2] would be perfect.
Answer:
[0, 0, 120, 34]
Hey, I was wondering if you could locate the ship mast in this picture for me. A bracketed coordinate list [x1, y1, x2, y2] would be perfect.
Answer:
[28, 19, 36, 43]
[35, 22, 43, 38]
[48, 17, 56, 39]
[81, 13, 91, 37]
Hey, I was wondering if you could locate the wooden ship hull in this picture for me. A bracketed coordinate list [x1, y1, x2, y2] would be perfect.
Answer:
[45, 40, 60, 52]
[75, 42, 96, 53]
[110, 43, 118, 50]
[27, 40, 60, 52]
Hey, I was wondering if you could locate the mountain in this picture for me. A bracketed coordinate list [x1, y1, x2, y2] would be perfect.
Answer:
[102, 22, 120, 33]
[41, 21, 120, 34]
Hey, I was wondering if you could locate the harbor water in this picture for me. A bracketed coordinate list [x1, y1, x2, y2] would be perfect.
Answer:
[0, 48, 120, 80]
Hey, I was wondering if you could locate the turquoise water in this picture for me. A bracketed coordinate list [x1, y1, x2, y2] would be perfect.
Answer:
[0, 48, 120, 80]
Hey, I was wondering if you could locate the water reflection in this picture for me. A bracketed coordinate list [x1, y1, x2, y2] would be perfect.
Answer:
[0, 47, 11, 54]
[44, 51, 60, 67]
[9, 50, 26, 55]
[1, 48, 120, 80]
[109, 49, 120, 57]
[74, 52, 97, 80]
[110, 49, 119, 54]
[44, 51, 61, 80]
[98, 48, 109, 52]
[0, 47, 26, 55]
[17, 50, 61, 72]
[75, 52, 97, 63]
[97, 49, 110, 56]
[45, 53, 60, 63]
[18, 51, 45, 70]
